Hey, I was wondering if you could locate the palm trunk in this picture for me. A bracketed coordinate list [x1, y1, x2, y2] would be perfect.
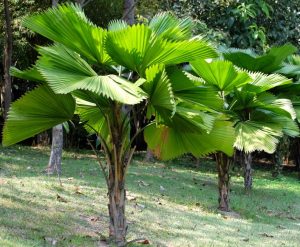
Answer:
[215, 152, 231, 211]
[108, 162, 127, 246]
[2, 0, 13, 119]
[106, 103, 131, 246]
[242, 151, 252, 191]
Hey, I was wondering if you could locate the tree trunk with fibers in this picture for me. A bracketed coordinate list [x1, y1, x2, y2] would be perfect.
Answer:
[47, 124, 63, 174]
[2, 0, 13, 119]
[215, 152, 231, 212]
[106, 103, 133, 246]
[242, 151, 252, 191]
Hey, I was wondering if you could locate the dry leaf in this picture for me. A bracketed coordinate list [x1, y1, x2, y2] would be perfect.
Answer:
[127, 195, 137, 201]
[137, 239, 150, 244]
[56, 194, 68, 203]
[138, 180, 150, 187]
[259, 233, 274, 238]
[160, 185, 166, 192]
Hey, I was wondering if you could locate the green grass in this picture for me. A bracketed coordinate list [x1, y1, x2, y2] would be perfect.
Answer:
[0, 146, 300, 247]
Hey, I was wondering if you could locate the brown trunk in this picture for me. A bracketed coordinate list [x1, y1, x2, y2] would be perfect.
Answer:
[242, 151, 252, 191]
[47, 124, 63, 174]
[123, 0, 135, 25]
[108, 164, 126, 246]
[2, 0, 13, 119]
[106, 103, 130, 246]
[215, 152, 231, 212]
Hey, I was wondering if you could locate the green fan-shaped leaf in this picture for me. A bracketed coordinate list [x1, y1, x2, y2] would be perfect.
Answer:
[106, 24, 217, 75]
[3, 85, 75, 146]
[10, 66, 44, 82]
[223, 44, 297, 73]
[144, 119, 234, 160]
[167, 68, 223, 110]
[36, 44, 147, 105]
[149, 12, 193, 40]
[191, 60, 251, 92]
[245, 72, 292, 92]
[76, 104, 110, 138]
[108, 20, 128, 31]
[144, 64, 175, 119]
[23, 3, 112, 64]
[234, 121, 283, 153]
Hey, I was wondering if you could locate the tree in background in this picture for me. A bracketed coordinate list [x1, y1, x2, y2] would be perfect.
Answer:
[223, 44, 300, 182]
[138, 0, 300, 52]
[2, 0, 13, 119]
[189, 58, 298, 208]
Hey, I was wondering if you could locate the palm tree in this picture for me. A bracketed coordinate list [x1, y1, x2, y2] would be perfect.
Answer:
[221, 44, 300, 182]
[3, 4, 234, 245]
[190, 59, 298, 209]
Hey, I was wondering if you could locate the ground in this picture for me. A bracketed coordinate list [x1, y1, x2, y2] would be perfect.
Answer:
[0, 146, 300, 247]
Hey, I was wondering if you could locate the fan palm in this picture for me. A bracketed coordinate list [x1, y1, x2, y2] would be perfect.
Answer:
[3, 4, 234, 245]
[223, 44, 300, 179]
[190, 59, 298, 210]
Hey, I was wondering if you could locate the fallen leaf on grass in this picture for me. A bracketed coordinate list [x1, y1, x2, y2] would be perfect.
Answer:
[276, 225, 286, 229]
[56, 194, 68, 203]
[44, 237, 58, 246]
[259, 233, 274, 238]
[137, 180, 150, 187]
[75, 186, 84, 195]
[0, 179, 7, 185]
[90, 216, 101, 222]
[134, 203, 145, 211]
[136, 239, 150, 244]
[160, 185, 166, 192]
[127, 195, 137, 201]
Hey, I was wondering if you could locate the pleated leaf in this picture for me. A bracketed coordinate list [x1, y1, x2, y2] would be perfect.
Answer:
[3, 85, 75, 146]
[144, 64, 175, 119]
[245, 72, 292, 92]
[223, 44, 297, 73]
[149, 12, 193, 40]
[106, 24, 217, 75]
[234, 121, 283, 153]
[191, 60, 251, 92]
[36, 44, 147, 104]
[144, 119, 234, 160]
[10, 66, 44, 82]
[23, 3, 112, 64]
[167, 67, 223, 110]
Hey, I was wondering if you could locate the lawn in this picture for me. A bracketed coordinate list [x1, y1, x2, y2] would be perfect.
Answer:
[0, 146, 299, 247]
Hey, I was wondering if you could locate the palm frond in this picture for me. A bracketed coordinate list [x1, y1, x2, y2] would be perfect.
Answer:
[23, 3, 112, 64]
[36, 44, 147, 105]
[144, 118, 234, 160]
[3, 85, 75, 146]
[234, 121, 283, 153]
[191, 60, 251, 92]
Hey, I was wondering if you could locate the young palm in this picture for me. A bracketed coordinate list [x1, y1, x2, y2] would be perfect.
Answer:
[221, 44, 300, 181]
[4, 5, 234, 245]
[190, 59, 298, 209]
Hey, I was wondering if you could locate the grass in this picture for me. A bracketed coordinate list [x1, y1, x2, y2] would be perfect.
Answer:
[0, 146, 300, 247]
